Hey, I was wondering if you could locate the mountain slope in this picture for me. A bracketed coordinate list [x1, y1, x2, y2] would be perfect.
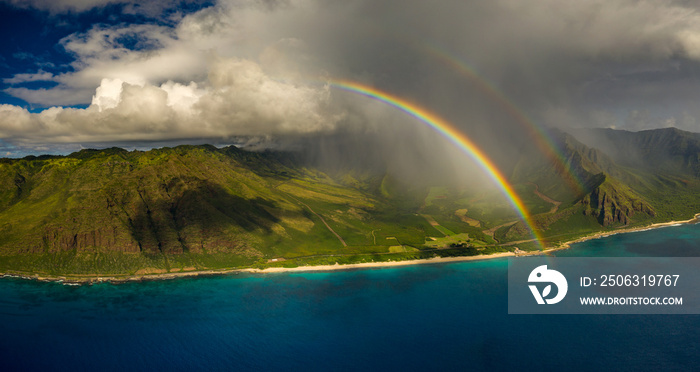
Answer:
[0, 145, 456, 275]
[572, 127, 700, 176]
[509, 130, 657, 230]
[3, 127, 700, 276]
[571, 127, 700, 220]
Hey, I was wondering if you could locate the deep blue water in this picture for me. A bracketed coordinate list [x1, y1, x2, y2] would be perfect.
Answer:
[2, 224, 700, 371]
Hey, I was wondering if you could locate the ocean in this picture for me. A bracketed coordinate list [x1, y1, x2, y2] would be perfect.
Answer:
[2, 224, 700, 371]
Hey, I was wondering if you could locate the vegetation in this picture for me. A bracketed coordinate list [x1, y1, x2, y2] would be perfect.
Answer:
[2, 127, 700, 275]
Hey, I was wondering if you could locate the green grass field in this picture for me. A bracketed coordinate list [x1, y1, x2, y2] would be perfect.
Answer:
[2, 136, 700, 276]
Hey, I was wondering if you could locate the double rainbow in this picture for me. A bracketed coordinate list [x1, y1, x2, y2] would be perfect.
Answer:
[331, 79, 544, 248]
[423, 46, 587, 194]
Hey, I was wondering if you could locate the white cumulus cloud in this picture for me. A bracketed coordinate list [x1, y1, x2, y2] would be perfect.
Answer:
[6, 0, 700, 151]
[0, 57, 342, 144]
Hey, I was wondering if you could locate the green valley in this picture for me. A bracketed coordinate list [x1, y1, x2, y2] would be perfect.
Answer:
[2, 127, 700, 277]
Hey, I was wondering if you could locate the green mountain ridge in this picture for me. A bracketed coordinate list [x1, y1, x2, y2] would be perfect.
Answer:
[581, 175, 656, 226]
[572, 127, 700, 176]
[0, 145, 446, 275]
[2, 127, 700, 276]
[510, 129, 656, 229]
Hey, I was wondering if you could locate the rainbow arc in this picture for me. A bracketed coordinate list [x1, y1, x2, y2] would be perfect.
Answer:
[331, 79, 544, 249]
[423, 46, 587, 195]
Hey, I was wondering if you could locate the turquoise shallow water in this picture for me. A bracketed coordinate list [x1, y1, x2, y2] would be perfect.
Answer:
[2, 224, 700, 371]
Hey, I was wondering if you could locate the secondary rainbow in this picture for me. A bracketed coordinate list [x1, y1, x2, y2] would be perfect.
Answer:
[331, 79, 544, 248]
[423, 46, 587, 195]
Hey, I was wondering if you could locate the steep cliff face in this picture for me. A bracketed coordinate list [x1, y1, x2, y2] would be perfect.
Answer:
[0, 146, 318, 257]
[509, 129, 623, 204]
[30, 178, 268, 256]
[581, 175, 655, 226]
[39, 226, 140, 254]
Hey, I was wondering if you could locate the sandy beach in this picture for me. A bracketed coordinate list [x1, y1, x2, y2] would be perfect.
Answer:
[0, 252, 519, 284]
[2, 213, 698, 284]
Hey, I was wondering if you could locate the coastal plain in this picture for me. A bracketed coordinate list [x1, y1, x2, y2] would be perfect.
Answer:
[2, 127, 700, 280]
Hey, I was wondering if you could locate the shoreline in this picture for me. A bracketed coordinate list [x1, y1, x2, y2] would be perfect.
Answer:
[0, 252, 522, 285]
[2, 213, 699, 285]
[556, 213, 700, 250]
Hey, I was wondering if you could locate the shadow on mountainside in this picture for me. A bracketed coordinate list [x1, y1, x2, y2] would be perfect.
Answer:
[128, 178, 281, 254]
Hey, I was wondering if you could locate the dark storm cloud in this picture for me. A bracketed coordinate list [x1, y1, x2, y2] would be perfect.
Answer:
[3, 0, 700, 158]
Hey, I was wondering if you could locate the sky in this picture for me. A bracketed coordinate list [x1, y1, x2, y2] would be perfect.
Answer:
[2, 0, 700, 158]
